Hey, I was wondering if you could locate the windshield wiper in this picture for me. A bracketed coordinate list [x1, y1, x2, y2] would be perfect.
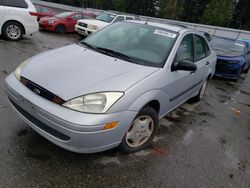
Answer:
[80, 43, 143, 65]
[96, 47, 140, 64]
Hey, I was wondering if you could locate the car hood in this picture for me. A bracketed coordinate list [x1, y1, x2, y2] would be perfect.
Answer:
[78, 19, 109, 28]
[212, 47, 243, 58]
[21, 44, 159, 101]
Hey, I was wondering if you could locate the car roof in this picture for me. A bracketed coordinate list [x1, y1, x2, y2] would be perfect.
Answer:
[127, 20, 189, 33]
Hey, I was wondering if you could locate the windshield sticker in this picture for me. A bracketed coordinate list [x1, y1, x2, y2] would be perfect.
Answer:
[110, 15, 115, 18]
[154, 30, 176, 38]
[235, 43, 245, 47]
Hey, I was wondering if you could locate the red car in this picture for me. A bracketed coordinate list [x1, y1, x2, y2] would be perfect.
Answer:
[35, 5, 55, 21]
[39, 12, 96, 33]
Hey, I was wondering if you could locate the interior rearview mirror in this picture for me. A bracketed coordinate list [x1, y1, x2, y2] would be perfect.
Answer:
[173, 60, 197, 72]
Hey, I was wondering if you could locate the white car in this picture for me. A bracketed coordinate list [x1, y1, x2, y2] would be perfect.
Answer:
[75, 11, 135, 36]
[0, 0, 38, 41]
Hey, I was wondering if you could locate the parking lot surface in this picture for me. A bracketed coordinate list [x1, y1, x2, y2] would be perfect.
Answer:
[0, 32, 250, 188]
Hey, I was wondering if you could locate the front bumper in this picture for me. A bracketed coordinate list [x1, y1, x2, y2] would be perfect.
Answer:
[5, 73, 137, 153]
[39, 22, 55, 32]
[75, 25, 95, 36]
[215, 63, 242, 80]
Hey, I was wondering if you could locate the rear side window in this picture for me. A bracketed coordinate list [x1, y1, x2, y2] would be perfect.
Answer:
[194, 35, 207, 61]
[1, 0, 28, 8]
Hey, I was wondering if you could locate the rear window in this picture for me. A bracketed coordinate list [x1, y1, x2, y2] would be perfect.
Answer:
[0, 0, 28, 8]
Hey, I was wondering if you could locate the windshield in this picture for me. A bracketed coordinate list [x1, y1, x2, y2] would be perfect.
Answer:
[210, 38, 245, 54]
[54, 12, 72, 18]
[81, 22, 177, 67]
[96, 12, 116, 23]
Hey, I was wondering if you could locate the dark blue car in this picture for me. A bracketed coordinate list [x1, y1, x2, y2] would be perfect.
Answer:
[210, 37, 250, 81]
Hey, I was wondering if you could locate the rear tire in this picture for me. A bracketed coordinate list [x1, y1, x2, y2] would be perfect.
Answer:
[55, 24, 66, 34]
[2, 21, 23, 41]
[192, 79, 209, 102]
[119, 107, 159, 153]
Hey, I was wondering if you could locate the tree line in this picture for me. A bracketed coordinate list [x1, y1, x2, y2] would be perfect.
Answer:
[44, 0, 250, 30]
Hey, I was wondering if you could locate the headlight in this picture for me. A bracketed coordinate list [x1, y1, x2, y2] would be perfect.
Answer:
[62, 92, 124, 114]
[88, 25, 97, 30]
[14, 59, 29, 81]
[48, 20, 56, 24]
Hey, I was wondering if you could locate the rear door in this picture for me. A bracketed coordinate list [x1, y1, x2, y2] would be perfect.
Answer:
[192, 34, 211, 89]
[163, 34, 196, 109]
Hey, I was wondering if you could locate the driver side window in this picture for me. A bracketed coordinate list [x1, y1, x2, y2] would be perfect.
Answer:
[176, 34, 194, 62]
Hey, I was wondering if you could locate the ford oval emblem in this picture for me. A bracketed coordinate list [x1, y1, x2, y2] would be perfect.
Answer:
[33, 88, 41, 95]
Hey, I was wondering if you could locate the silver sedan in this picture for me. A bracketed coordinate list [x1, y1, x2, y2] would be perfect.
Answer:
[5, 21, 217, 153]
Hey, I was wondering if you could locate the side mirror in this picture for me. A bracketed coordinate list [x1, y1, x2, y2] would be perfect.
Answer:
[67, 17, 73, 21]
[172, 60, 197, 72]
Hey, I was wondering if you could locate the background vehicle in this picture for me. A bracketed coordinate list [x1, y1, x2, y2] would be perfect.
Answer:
[75, 11, 136, 36]
[34, 4, 55, 21]
[39, 11, 96, 33]
[210, 37, 250, 80]
[0, 0, 38, 41]
[5, 21, 216, 153]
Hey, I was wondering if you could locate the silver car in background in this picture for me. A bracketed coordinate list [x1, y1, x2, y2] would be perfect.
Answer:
[5, 21, 216, 153]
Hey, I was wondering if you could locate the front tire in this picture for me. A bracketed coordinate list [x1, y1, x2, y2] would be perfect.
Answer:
[55, 24, 66, 34]
[2, 21, 23, 41]
[119, 107, 159, 153]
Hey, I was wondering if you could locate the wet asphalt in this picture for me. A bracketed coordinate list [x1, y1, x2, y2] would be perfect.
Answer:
[0, 31, 250, 188]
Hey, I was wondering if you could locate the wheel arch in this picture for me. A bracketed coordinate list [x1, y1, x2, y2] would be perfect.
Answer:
[55, 23, 67, 32]
[2, 20, 26, 34]
[126, 90, 170, 117]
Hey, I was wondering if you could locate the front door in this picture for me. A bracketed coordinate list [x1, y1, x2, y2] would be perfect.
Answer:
[163, 34, 196, 111]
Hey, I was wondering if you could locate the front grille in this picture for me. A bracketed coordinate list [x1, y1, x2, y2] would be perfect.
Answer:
[79, 22, 87, 28]
[9, 98, 71, 141]
[21, 77, 65, 105]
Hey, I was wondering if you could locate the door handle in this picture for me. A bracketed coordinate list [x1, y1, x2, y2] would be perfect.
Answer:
[206, 61, 210, 66]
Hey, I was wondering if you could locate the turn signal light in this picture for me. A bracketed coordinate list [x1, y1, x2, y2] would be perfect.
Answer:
[103, 121, 119, 130]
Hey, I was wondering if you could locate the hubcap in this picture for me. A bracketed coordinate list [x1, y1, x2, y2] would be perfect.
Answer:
[126, 116, 154, 148]
[6, 25, 21, 39]
[200, 80, 208, 99]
